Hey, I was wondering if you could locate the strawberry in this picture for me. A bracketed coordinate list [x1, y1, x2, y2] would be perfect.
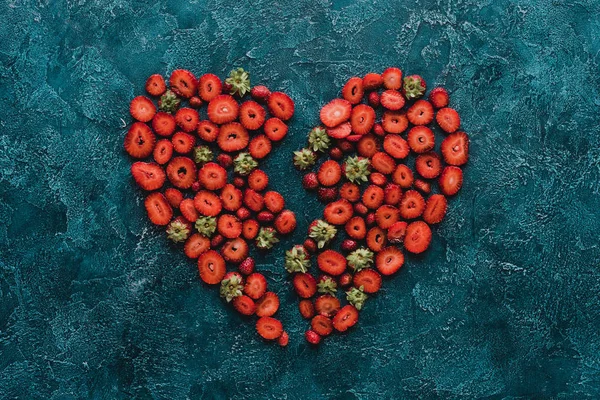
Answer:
[415, 152, 442, 179]
[239, 100, 266, 130]
[407, 100, 434, 126]
[244, 273, 267, 300]
[429, 87, 449, 108]
[369, 173, 387, 187]
[305, 330, 321, 345]
[275, 210, 297, 234]
[373, 123, 385, 137]
[299, 299, 315, 319]
[399, 190, 425, 219]
[329, 147, 343, 160]
[221, 237, 248, 263]
[256, 292, 280, 317]
[180, 198, 199, 223]
[326, 122, 352, 139]
[311, 315, 333, 336]
[164, 188, 183, 209]
[130, 162, 165, 191]
[171, 132, 196, 154]
[380, 90, 406, 111]
[197, 250, 226, 284]
[210, 234, 224, 248]
[414, 179, 431, 194]
[124, 122, 156, 159]
[303, 238, 317, 253]
[152, 112, 177, 137]
[198, 73, 222, 102]
[257, 211, 274, 224]
[191, 181, 201, 192]
[350, 104, 375, 135]
[314, 294, 341, 317]
[387, 221, 407, 244]
[233, 295, 256, 316]
[278, 331, 289, 347]
[365, 213, 376, 227]
[368, 91, 380, 108]
[384, 183, 402, 206]
[217, 122, 249, 153]
[264, 191, 285, 213]
[263, 117, 289, 142]
[345, 216, 367, 240]
[166, 157, 196, 189]
[247, 169, 269, 192]
[194, 190, 223, 217]
[340, 182, 361, 202]
[144, 193, 173, 226]
[233, 176, 246, 189]
[169, 69, 197, 98]
[174, 108, 199, 132]
[320, 99, 352, 128]
[236, 207, 250, 221]
[216, 154, 233, 169]
[357, 135, 380, 158]
[268, 92, 295, 121]
[242, 219, 260, 240]
[198, 162, 228, 190]
[318, 160, 342, 187]
[251, 85, 271, 102]
[439, 166, 463, 196]
[217, 214, 243, 239]
[130, 96, 156, 122]
[221, 184, 242, 212]
[436, 107, 460, 133]
[382, 111, 409, 134]
[184, 233, 210, 259]
[375, 205, 399, 229]
[317, 187, 338, 203]
[353, 268, 382, 293]
[407, 126, 435, 154]
[332, 305, 359, 332]
[189, 96, 203, 108]
[362, 72, 383, 90]
[423, 194, 447, 224]
[207, 95, 239, 124]
[293, 273, 317, 298]
[256, 316, 283, 340]
[392, 164, 414, 188]
[317, 250, 346, 276]
[383, 135, 410, 160]
[248, 135, 272, 159]
[382, 67, 402, 90]
[323, 199, 354, 225]
[404, 221, 432, 254]
[402, 75, 426, 99]
[145, 74, 166, 96]
[441, 131, 469, 166]
[238, 257, 255, 275]
[338, 272, 353, 287]
[197, 120, 219, 143]
[362, 185, 384, 209]
[242, 189, 263, 213]
[366, 226, 387, 252]
[341, 77, 364, 104]
[376, 247, 404, 276]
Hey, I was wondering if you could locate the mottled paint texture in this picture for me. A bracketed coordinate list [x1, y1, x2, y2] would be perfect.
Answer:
[1, 0, 600, 398]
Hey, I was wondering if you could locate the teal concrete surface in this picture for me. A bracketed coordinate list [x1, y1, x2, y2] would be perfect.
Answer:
[1, 0, 600, 398]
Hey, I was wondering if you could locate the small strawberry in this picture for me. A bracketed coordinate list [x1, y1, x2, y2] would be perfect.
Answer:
[217, 153, 233, 169]
[239, 257, 255, 275]
[368, 91, 380, 108]
[402, 75, 426, 99]
[233, 176, 246, 188]
[305, 330, 321, 345]
[329, 147, 343, 160]
[341, 239, 358, 252]
[303, 238, 317, 253]
[414, 179, 431, 194]
[353, 203, 368, 216]
[429, 87, 449, 108]
[191, 181, 201, 192]
[365, 213, 376, 226]
[338, 273, 352, 288]
[251, 85, 271, 102]
[189, 96, 203, 108]
[373, 123, 385, 137]
[236, 207, 251, 221]
[257, 211, 275, 224]
[278, 331, 289, 347]
[317, 187, 338, 203]
[210, 233, 224, 248]
[302, 172, 319, 191]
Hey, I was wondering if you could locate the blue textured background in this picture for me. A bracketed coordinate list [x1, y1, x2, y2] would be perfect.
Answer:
[2, 0, 600, 398]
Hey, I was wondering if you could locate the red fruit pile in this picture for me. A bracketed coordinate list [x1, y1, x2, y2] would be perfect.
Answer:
[125, 68, 297, 345]
[289, 67, 469, 345]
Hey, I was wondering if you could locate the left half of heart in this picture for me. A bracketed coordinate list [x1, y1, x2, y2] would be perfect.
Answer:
[124, 68, 296, 346]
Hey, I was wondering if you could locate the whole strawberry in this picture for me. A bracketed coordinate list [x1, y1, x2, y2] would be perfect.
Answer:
[302, 173, 319, 191]
[236, 207, 251, 220]
[257, 211, 275, 224]
[366, 213, 376, 226]
[368, 91, 380, 108]
[338, 140, 354, 153]
[305, 330, 321, 345]
[373, 123, 385, 137]
[354, 203, 368, 215]
[233, 176, 246, 188]
[341, 239, 358, 252]
[329, 147, 343, 160]
[303, 238, 317, 253]
[251, 85, 271, 102]
[239, 257, 255, 275]
[211, 234, 224, 248]
[338, 273, 352, 287]
[217, 153, 233, 168]
[189, 96, 203, 108]
[318, 187, 338, 203]
[191, 181, 201, 192]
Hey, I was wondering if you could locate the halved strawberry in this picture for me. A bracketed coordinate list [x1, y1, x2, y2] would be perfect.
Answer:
[340, 182, 361, 202]
[124, 122, 156, 159]
[429, 87, 449, 108]
[317, 250, 347, 276]
[180, 198, 199, 222]
[327, 122, 352, 139]
[366, 226, 387, 252]
[314, 295, 341, 317]
[415, 152, 442, 179]
[144, 192, 172, 226]
[383, 135, 409, 160]
[174, 108, 199, 132]
[311, 315, 333, 336]
[350, 104, 375, 135]
[166, 157, 196, 189]
[382, 67, 402, 90]
[362, 72, 383, 90]
[299, 299, 315, 319]
[423, 194, 447, 224]
[399, 190, 425, 219]
[239, 100, 266, 130]
[441, 131, 469, 166]
[332, 305, 358, 332]
[323, 199, 354, 225]
[320, 99, 352, 128]
[152, 112, 177, 136]
[216, 122, 249, 153]
[345, 216, 367, 240]
[407, 100, 434, 126]
[384, 183, 402, 206]
[381, 111, 409, 134]
[376, 247, 404, 276]
[169, 69, 197, 98]
[275, 210, 296, 234]
[198, 73, 222, 102]
[256, 316, 283, 340]
[248, 135, 272, 159]
[207, 94, 239, 124]
[256, 292, 280, 317]
[221, 237, 248, 263]
[375, 205, 399, 229]
[439, 166, 463, 196]
[380, 90, 406, 110]
[387, 221, 407, 243]
[217, 214, 242, 239]
[194, 190, 222, 216]
[414, 179, 431, 194]
[362, 185, 384, 209]
[407, 126, 435, 154]
[247, 169, 269, 192]
[233, 295, 256, 316]
[341, 77, 364, 104]
[357, 134, 380, 158]
[145, 74, 166, 96]
[130, 96, 156, 122]
[244, 273, 267, 299]
[353, 268, 382, 293]
[171, 131, 196, 154]
[268, 92, 295, 121]
[404, 221, 432, 254]
[293, 273, 317, 298]
[184, 233, 210, 259]
[197, 250, 226, 284]
[131, 162, 165, 191]
[264, 191, 285, 213]
[197, 120, 219, 143]
[436, 107, 460, 133]
[243, 189, 264, 212]
[318, 160, 342, 187]
[164, 188, 183, 209]
[198, 162, 227, 190]
[242, 219, 260, 240]
[392, 164, 414, 189]
[263, 117, 288, 142]
[220, 184, 242, 212]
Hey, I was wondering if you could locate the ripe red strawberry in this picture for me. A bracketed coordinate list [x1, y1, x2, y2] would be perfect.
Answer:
[198, 162, 228, 190]
[124, 122, 155, 159]
[217, 122, 249, 153]
[236, 207, 250, 221]
[278, 331, 289, 347]
[332, 305, 358, 332]
[314, 295, 341, 317]
[366, 213, 376, 227]
[399, 190, 425, 219]
[239, 100, 266, 130]
[207, 95, 239, 124]
[217, 214, 243, 239]
[251, 85, 271, 102]
[130, 96, 156, 122]
[145, 74, 166, 96]
[263, 191, 285, 213]
[242, 219, 260, 240]
[384, 183, 402, 206]
[197, 120, 220, 143]
[318, 160, 342, 187]
[238, 257, 255, 275]
[233, 295, 256, 316]
[375, 205, 399, 229]
[256, 316, 283, 340]
[320, 99, 352, 128]
[387, 221, 407, 244]
[345, 216, 367, 240]
[299, 299, 315, 319]
[317, 187, 338, 203]
[368, 173, 386, 187]
[152, 112, 177, 137]
[130, 162, 165, 191]
[380, 90, 406, 111]
[263, 117, 289, 142]
[362, 72, 383, 90]
[423, 194, 448, 224]
[244, 273, 267, 300]
[189, 96, 202, 108]
[293, 273, 317, 298]
[357, 135, 379, 158]
[174, 108, 199, 132]
[171, 132, 196, 154]
[441, 131, 469, 166]
[415, 152, 442, 179]
[256, 211, 274, 224]
[247, 169, 268, 192]
[406, 126, 434, 154]
[340, 182, 361, 202]
[233, 176, 246, 188]
[166, 157, 196, 189]
[383, 134, 410, 160]
[407, 100, 434, 126]
[327, 122, 352, 139]
[340, 239, 357, 253]
[317, 250, 346, 276]
[221, 184, 242, 212]
[210, 234, 224, 248]
[221, 237, 248, 263]
[323, 199, 354, 225]
[376, 247, 404, 276]
[311, 315, 334, 337]
[302, 172, 319, 191]
[436, 107, 460, 133]
[169, 69, 197, 98]
[164, 188, 183, 209]
[382, 67, 402, 90]
[382, 111, 409, 134]
[392, 164, 414, 189]
[341, 77, 364, 104]
[198, 73, 222, 102]
[329, 147, 343, 160]
[302, 238, 317, 254]
[368, 91, 380, 108]
[268, 92, 295, 121]
[349, 104, 375, 135]
[404, 221, 432, 254]
[275, 210, 297, 234]
[429, 87, 449, 108]
[366, 226, 387, 252]
[414, 179, 431, 194]
[248, 135, 272, 160]
[184, 233, 210, 259]
[373, 123, 385, 137]
[439, 166, 463, 196]
[180, 198, 199, 223]
[256, 292, 280, 317]
[362, 185, 384, 210]
[191, 181, 201, 192]
[194, 190, 222, 217]
[353, 268, 382, 293]
[144, 192, 172, 226]
[305, 330, 321, 345]
[243, 189, 264, 212]
[197, 250, 226, 284]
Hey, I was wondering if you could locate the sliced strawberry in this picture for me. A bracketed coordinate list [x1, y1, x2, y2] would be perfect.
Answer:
[299, 299, 315, 319]
[198, 73, 222, 102]
[423, 194, 447, 224]
[130, 96, 156, 122]
[256, 292, 280, 317]
[131, 162, 165, 191]
[152, 112, 177, 136]
[216, 122, 249, 153]
[414, 179, 431, 194]
[341, 77, 364, 104]
[383, 135, 409, 160]
[174, 108, 199, 132]
[248, 135, 272, 159]
[382, 111, 409, 134]
[353, 268, 381, 293]
[221, 184, 242, 212]
[318, 160, 342, 187]
[166, 157, 196, 189]
[320, 99, 352, 128]
[345, 216, 367, 240]
[233, 295, 256, 316]
[243, 189, 264, 212]
[399, 190, 425, 219]
[407, 100, 434, 126]
[340, 182, 361, 202]
[441, 131, 469, 166]
[382, 67, 403, 90]
[124, 122, 156, 159]
[384, 183, 402, 206]
[415, 152, 442, 179]
[169, 69, 197, 98]
[264, 191, 285, 213]
[263, 117, 288, 142]
[207, 94, 239, 124]
[194, 190, 222, 217]
[429, 87, 449, 108]
[311, 315, 333, 336]
[221, 237, 248, 263]
[323, 199, 353, 225]
[362, 72, 383, 90]
[251, 85, 271, 102]
[314, 295, 341, 317]
[217, 214, 242, 239]
[380, 90, 406, 110]
[164, 188, 183, 209]
[197, 250, 226, 284]
[275, 210, 296, 234]
[247, 169, 269, 192]
[439, 166, 463, 196]
[171, 131, 195, 154]
[392, 164, 414, 189]
[369, 172, 387, 187]
[184, 233, 210, 259]
[197, 120, 220, 143]
[387, 221, 407, 243]
[145, 74, 166, 96]
[244, 273, 267, 300]
[407, 126, 435, 154]
[436, 107, 460, 133]
[375, 205, 399, 229]
[198, 162, 227, 190]
[180, 198, 199, 222]
[350, 104, 375, 135]
[327, 122, 352, 139]
[362, 185, 384, 209]
[242, 219, 260, 240]
[366, 226, 387, 252]
[239, 100, 266, 130]
[376, 247, 404, 276]
[317, 250, 346, 276]
[293, 273, 317, 298]
[256, 316, 283, 340]
[357, 134, 380, 158]
[404, 221, 432, 254]
[144, 192, 172, 226]
[268, 92, 294, 121]
[332, 305, 358, 332]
